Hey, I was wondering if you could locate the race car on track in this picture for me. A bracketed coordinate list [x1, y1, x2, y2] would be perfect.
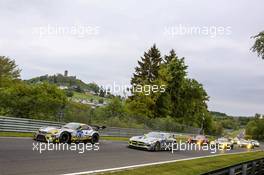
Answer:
[128, 132, 177, 151]
[250, 140, 260, 147]
[187, 135, 209, 145]
[34, 122, 105, 144]
[210, 137, 234, 149]
[237, 139, 254, 149]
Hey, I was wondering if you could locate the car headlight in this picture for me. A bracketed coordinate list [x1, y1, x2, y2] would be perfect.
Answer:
[247, 144, 252, 149]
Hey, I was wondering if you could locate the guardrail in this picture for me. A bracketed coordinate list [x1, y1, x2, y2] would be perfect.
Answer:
[0, 116, 63, 133]
[0, 116, 196, 137]
[202, 157, 264, 175]
[0, 116, 158, 137]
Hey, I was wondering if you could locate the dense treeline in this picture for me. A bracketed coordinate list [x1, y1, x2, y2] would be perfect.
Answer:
[246, 114, 264, 140]
[0, 56, 67, 120]
[211, 111, 252, 131]
[127, 45, 213, 134]
[0, 44, 225, 135]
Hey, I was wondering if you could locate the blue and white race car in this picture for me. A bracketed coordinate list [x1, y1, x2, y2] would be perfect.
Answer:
[34, 122, 105, 144]
[128, 132, 177, 151]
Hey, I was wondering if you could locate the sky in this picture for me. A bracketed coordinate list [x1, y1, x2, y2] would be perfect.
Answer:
[0, 0, 263, 116]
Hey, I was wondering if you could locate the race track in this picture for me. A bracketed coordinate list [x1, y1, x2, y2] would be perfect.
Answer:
[0, 137, 261, 175]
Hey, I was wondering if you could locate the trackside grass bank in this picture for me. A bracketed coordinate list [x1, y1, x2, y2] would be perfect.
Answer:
[101, 151, 264, 175]
[0, 132, 33, 137]
[0, 132, 202, 142]
[0, 132, 129, 141]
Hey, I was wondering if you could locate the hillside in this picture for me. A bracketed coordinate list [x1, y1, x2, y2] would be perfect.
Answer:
[25, 71, 100, 94]
[25, 71, 113, 106]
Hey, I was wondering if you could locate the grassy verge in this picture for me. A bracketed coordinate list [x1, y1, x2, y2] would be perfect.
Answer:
[102, 151, 264, 175]
[72, 92, 110, 103]
[0, 132, 129, 141]
[0, 132, 33, 137]
[0, 132, 214, 142]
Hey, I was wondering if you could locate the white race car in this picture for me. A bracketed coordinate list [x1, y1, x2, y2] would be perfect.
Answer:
[34, 122, 105, 144]
[237, 139, 254, 149]
[128, 132, 177, 151]
[250, 140, 260, 147]
[210, 137, 234, 149]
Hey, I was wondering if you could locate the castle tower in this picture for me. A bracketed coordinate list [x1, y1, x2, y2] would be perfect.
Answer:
[64, 70, 68, 77]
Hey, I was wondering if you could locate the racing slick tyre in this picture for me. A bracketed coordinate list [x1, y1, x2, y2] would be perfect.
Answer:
[153, 142, 161, 152]
[230, 145, 234, 150]
[91, 133, 99, 144]
[59, 132, 71, 144]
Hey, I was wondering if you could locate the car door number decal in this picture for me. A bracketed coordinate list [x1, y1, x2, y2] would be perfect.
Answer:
[77, 130, 84, 137]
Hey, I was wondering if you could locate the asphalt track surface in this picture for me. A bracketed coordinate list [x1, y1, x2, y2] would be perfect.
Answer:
[0, 137, 262, 175]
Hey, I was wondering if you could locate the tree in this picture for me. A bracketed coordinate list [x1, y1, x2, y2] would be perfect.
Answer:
[127, 45, 213, 133]
[246, 118, 264, 140]
[0, 82, 67, 120]
[164, 49, 177, 64]
[131, 44, 162, 85]
[87, 83, 100, 94]
[158, 50, 210, 128]
[0, 56, 21, 87]
[103, 97, 125, 118]
[128, 45, 163, 118]
[64, 101, 92, 124]
[251, 31, 264, 59]
[64, 89, 74, 97]
[160, 51, 187, 119]
[99, 86, 106, 97]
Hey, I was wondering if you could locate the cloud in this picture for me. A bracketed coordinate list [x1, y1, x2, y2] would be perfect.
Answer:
[0, 0, 263, 116]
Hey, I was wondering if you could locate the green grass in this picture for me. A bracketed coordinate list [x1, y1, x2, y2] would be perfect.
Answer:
[0, 132, 33, 137]
[0, 132, 213, 143]
[72, 92, 111, 103]
[0, 132, 129, 141]
[101, 151, 264, 175]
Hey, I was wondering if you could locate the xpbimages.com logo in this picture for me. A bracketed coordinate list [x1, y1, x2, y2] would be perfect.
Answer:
[32, 142, 100, 154]
[164, 141, 232, 154]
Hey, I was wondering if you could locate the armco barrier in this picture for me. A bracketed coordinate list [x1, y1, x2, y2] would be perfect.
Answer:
[0, 116, 197, 137]
[0, 116, 63, 133]
[202, 157, 264, 175]
[0, 116, 153, 137]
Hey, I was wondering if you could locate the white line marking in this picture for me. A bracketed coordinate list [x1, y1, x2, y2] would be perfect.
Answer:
[62, 150, 261, 175]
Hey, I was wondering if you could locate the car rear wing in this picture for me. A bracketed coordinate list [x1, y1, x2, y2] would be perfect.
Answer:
[91, 125, 106, 131]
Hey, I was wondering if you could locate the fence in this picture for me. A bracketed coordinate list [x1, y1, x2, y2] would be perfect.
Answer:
[0, 116, 63, 133]
[0, 116, 150, 137]
[0, 116, 197, 137]
[202, 157, 264, 175]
